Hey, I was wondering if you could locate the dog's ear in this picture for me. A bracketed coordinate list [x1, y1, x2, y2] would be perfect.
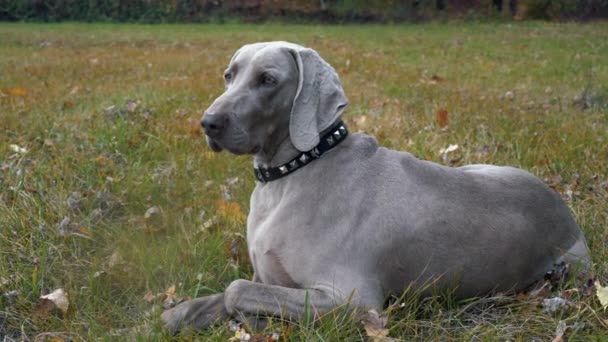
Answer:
[287, 48, 348, 152]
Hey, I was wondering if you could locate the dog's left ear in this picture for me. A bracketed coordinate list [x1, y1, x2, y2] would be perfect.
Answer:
[287, 48, 348, 152]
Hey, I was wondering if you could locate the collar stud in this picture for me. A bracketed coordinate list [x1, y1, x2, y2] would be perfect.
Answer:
[253, 120, 348, 183]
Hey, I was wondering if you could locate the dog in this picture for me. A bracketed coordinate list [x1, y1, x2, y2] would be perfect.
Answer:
[161, 41, 590, 333]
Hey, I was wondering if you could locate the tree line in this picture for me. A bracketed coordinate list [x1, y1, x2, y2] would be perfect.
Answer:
[1, 0, 607, 22]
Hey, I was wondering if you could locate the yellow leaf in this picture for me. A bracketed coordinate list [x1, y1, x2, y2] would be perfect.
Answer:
[595, 281, 608, 310]
[8, 86, 27, 97]
[166, 285, 176, 296]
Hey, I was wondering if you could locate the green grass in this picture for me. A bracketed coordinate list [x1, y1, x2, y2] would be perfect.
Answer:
[1, 22, 607, 341]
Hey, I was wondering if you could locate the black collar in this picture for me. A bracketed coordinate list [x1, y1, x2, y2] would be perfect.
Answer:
[254, 121, 348, 183]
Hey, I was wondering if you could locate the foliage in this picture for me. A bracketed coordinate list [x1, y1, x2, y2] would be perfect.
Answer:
[1, 0, 608, 22]
[520, 0, 608, 19]
[1, 22, 608, 340]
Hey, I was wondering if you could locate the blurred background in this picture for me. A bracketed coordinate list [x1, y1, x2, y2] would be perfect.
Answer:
[2, 0, 608, 23]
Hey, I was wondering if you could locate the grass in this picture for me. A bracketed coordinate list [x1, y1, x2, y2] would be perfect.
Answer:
[0, 21, 607, 341]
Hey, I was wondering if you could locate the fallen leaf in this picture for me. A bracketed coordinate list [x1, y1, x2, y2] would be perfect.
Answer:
[162, 284, 179, 309]
[430, 74, 445, 82]
[166, 284, 176, 296]
[9, 144, 28, 154]
[439, 144, 459, 154]
[144, 206, 160, 219]
[435, 108, 448, 128]
[361, 309, 389, 342]
[595, 280, 608, 310]
[7, 86, 27, 97]
[143, 291, 156, 304]
[543, 297, 571, 314]
[552, 321, 568, 342]
[229, 328, 251, 341]
[37, 288, 69, 317]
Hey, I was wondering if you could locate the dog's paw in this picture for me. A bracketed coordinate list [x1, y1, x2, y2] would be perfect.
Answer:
[161, 293, 229, 334]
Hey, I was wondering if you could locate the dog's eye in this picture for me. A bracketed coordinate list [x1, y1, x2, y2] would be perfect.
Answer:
[260, 74, 276, 86]
[224, 73, 232, 82]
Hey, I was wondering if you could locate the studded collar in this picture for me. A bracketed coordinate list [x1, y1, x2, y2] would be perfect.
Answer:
[254, 121, 348, 183]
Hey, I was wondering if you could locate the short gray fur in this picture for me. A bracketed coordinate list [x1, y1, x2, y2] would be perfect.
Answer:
[162, 41, 591, 333]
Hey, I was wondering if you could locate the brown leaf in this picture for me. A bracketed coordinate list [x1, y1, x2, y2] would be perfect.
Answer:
[143, 291, 156, 304]
[430, 74, 445, 82]
[36, 288, 69, 317]
[361, 309, 389, 341]
[435, 108, 448, 128]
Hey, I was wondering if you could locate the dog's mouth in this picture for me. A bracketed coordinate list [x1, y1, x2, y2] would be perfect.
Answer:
[206, 136, 223, 152]
[205, 136, 260, 155]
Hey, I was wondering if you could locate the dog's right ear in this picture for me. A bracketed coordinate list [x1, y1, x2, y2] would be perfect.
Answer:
[287, 48, 348, 152]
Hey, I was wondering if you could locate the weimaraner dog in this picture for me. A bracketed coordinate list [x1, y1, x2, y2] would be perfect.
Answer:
[162, 41, 590, 332]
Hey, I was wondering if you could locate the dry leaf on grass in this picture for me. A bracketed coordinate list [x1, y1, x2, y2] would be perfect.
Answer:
[435, 108, 448, 128]
[542, 297, 571, 314]
[143, 291, 156, 304]
[36, 288, 69, 317]
[595, 280, 608, 310]
[9, 144, 28, 154]
[144, 206, 160, 219]
[6, 86, 27, 97]
[229, 327, 251, 341]
[361, 309, 390, 342]
[552, 321, 568, 342]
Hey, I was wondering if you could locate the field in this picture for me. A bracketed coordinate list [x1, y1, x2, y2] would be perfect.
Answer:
[1, 22, 607, 340]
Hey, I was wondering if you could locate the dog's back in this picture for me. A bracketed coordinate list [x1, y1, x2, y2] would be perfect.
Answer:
[255, 133, 590, 298]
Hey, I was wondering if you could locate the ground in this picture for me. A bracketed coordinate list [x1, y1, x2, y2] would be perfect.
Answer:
[0, 22, 607, 341]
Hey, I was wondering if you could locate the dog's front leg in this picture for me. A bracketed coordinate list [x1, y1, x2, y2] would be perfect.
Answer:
[161, 293, 229, 334]
[224, 279, 345, 323]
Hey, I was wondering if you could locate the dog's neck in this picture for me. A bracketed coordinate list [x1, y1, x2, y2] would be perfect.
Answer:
[252, 120, 348, 183]
[254, 135, 299, 169]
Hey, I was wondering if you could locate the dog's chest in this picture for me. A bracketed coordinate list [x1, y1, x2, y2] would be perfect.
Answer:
[248, 221, 299, 287]
[247, 187, 300, 287]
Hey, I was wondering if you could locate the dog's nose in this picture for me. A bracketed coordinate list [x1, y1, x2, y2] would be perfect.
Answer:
[201, 113, 228, 138]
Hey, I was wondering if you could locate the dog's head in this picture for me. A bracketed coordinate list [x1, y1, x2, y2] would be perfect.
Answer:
[201, 41, 348, 156]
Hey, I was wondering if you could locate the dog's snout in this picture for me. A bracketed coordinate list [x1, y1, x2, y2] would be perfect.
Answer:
[201, 113, 228, 137]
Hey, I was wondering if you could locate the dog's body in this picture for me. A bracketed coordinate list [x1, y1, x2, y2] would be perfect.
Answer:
[162, 42, 590, 333]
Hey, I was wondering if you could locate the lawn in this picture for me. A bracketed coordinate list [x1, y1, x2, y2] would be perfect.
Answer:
[1, 22, 607, 341]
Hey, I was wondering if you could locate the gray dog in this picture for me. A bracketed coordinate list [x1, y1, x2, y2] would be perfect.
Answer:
[161, 41, 590, 332]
